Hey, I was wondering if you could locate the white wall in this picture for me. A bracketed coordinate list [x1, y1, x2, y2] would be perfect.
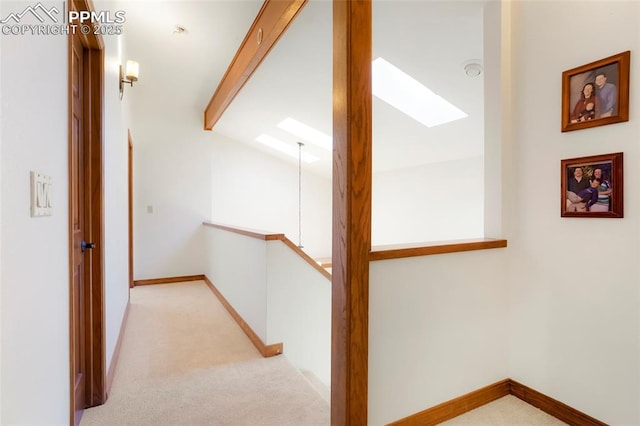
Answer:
[130, 96, 211, 280]
[1, 4, 70, 421]
[204, 225, 331, 386]
[211, 134, 332, 259]
[209, 133, 484, 257]
[131, 90, 333, 279]
[508, 2, 640, 424]
[372, 157, 484, 246]
[369, 3, 638, 424]
[205, 226, 268, 341]
[0, 9, 3, 412]
[266, 242, 331, 387]
[483, 0, 509, 238]
[97, 0, 131, 374]
[369, 250, 509, 425]
[0, 1, 131, 421]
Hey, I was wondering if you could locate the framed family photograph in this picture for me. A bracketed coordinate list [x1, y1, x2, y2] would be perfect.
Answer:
[561, 152, 623, 218]
[561, 51, 630, 132]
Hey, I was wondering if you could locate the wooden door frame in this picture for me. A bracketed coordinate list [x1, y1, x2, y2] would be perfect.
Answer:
[68, 1, 105, 424]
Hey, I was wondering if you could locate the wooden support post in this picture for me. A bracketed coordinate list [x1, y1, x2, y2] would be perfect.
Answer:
[331, 1, 372, 425]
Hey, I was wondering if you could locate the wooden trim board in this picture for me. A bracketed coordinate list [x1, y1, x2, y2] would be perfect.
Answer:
[202, 276, 283, 358]
[130, 274, 283, 357]
[388, 379, 607, 426]
[370, 238, 508, 261]
[388, 379, 510, 426]
[315, 258, 332, 269]
[203, 0, 307, 130]
[203, 221, 331, 280]
[510, 380, 608, 426]
[203, 221, 284, 241]
[280, 238, 332, 280]
[105, 301, 130, 397]
[132, 275, 204, 287]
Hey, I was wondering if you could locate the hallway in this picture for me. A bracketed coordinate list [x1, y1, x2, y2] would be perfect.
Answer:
[80, 281, 329, 425]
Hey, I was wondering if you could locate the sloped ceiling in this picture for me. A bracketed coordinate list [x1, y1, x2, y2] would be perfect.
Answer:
[122, 0, 263, 111]
[124, 0, 486, 178]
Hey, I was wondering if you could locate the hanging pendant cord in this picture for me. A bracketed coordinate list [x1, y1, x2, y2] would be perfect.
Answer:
[297, 142, 304, 248]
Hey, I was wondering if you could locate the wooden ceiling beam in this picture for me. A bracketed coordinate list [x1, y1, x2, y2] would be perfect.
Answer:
[203, 0, 307, 131]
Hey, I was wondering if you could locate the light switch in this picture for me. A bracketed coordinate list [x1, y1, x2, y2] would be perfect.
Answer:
[30, 171, 53, 217]
[147, 205, 153, 214]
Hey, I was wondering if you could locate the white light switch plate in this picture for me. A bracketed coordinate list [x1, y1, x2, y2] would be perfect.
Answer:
[30, 171, 53, 217]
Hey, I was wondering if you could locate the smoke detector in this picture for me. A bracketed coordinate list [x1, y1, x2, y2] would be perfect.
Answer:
[462, 60, 483, 77]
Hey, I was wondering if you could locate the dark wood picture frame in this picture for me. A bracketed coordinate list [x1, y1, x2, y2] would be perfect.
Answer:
[561, 152, 623, 218]
[561, 51, 630, 132]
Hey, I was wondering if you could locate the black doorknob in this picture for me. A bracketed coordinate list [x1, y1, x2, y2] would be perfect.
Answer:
[81, 241, 96, 252]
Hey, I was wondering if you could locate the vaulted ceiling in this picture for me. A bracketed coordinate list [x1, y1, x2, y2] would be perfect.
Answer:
[123, 0, 487, 178]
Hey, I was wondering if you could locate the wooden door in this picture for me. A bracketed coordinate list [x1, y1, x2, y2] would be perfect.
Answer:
[70, 28, 87, 419]
[68, 2, 106, 423]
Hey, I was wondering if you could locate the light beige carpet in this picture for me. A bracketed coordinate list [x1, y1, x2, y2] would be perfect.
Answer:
[81, 281, 567, 425]
[440, 395, 568, 425]
[108, 281, 263, 382]
[81, 281, 329, 425]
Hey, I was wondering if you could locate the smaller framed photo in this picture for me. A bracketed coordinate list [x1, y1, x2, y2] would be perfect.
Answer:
[561, 51, 630, 132]
[561, 152, 623, 218]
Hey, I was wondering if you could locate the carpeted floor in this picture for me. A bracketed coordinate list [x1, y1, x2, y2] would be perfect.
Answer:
[80, 280, 567, 425]
[80, 281, 329, 425]
[81, 355, 329, 425]
[440, 395, 567, 425]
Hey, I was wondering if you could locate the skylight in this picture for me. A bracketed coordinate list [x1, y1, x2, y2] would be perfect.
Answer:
[372, 57, 468, 127]
[277, 117, 332, 151]
[255, 134, 320, 163]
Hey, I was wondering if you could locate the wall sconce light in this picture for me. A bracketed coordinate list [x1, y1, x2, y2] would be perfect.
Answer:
[119, 60, 139, 100]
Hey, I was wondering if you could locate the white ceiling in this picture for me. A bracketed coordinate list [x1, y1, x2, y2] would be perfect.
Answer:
[122, 0, 263, 111]
[124, 0, 487, 178]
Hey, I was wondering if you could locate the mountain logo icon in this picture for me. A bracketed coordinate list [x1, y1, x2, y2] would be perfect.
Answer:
[0, 3, 60, 24]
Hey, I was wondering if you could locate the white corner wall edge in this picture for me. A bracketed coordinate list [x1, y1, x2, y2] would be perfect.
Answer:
[0, 13, 3, 414]
[508, 1, 640, 424]
[483, 0, 507, 238]
[97, 0, 133, 373]
[368, 249, 510, 425]
[204, 226, 268, 342]
[0, 22, 70, 424]
[266, 241, 331, 388]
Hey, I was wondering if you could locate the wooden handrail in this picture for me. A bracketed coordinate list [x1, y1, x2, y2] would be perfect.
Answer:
[203, 221, 284, 240]
[203, 221, 331, 280]
[204, 223, 506, 267]
[370, 238, 507, 261]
